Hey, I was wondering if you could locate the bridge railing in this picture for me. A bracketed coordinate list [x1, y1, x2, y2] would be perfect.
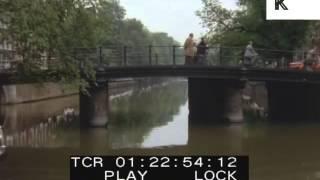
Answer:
[75, 45, 310, 69]
[0, 50, 62, 72]
[0, 50, 21, 72]
[95, 45, 186, 66]
[2, 45, 316, 72]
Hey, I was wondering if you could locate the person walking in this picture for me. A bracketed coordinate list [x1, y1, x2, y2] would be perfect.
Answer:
[184, 33, 196, 65]
[244, 41, 258, 66]
[196, 37, 209, 65]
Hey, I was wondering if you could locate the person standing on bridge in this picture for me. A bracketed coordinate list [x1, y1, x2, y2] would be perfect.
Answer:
[184, 33, 196, 65]
[244, 41, 258, 66]
[196, 37, 209, 65]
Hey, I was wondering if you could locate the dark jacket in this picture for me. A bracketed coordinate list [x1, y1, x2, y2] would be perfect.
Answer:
[197, 41, 208, 55]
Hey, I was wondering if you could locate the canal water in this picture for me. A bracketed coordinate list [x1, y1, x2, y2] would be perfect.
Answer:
[1, 80, 320, 180]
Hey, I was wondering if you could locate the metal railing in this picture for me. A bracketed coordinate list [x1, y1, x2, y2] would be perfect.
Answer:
[0, 50, 71, 72]
[74, 45, 317, 71]
[0, 50, 19, 72]
[2, 45, 319, 72]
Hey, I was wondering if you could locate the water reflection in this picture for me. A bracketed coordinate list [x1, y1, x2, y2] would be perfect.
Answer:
[1, 96, 78, 133]
[0, 126, 5, 157]
[108, 82, 188, 149]
[0, 95, 80, 148]
[2, 81, 320, 180]
[142, 102, 188, 148]
[2, 113, 77, 148]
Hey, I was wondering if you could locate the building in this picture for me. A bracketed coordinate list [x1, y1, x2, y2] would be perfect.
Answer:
[0, 19, 15, 70]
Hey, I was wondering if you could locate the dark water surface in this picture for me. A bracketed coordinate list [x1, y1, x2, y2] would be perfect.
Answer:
[1, 81, 320, 180]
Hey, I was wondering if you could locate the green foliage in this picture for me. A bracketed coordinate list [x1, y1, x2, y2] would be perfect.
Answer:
[197, 0, 311, 50]
[0, 0, 180, 85]
[0, 0, 101, 83]
[110, 18, 180, 65]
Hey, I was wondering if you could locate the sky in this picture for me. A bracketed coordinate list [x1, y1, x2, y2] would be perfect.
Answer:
[120, 0, 237, 44]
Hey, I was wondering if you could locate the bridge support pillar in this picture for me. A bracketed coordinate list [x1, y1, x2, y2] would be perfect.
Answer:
[188, 78, 245, 124]
[80, 82, 109, 128]
[267, 82, 320, 121]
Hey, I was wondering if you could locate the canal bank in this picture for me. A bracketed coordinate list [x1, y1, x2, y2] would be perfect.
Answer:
[0, 78, 170, 105]
[0, 78, 181, 147]
[0, 83, 78, 105]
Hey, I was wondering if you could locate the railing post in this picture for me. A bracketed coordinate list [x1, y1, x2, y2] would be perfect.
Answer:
[219, 46, 222, 65]
[73, 48, 78, 66]
[123, 46, 127, 66]
[155, 53, 158, 65]
[99, 47, 102, 65]
[173, 45, 176, 65]
[149, 45, 152, 65]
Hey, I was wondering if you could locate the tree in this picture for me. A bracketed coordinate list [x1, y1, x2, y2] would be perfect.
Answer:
[0, 0, 180, 82]
[197, 0, 311, 51]
[0, 0, 106, 81]
[119, 19, 179, 65]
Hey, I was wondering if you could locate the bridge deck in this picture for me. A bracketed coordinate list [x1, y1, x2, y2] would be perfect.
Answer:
[96, 65, 320, 84]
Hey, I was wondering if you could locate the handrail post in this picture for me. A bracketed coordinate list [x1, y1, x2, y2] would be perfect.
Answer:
[219, 46, 222, 65]
[173, 45, 176, 65]
[149, 45, 152, 65]
[123, 46, 127, 66]
[155, 53, 158, 65]
[73, 48, 78, 66]
[99, 46, 102, 65]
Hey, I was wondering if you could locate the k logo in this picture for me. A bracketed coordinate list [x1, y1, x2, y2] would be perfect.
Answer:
[268, 0, 320, 19]
[275, 0, 288, 10]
